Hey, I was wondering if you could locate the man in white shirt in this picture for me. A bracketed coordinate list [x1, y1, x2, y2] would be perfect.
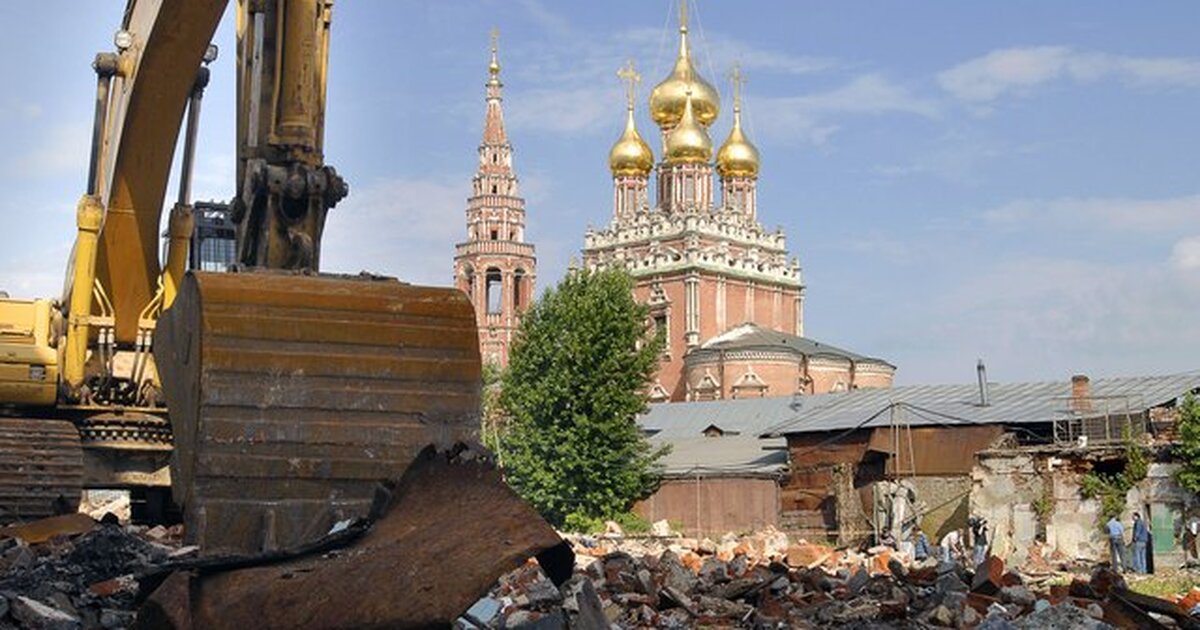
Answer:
[940, 529, 964, 564]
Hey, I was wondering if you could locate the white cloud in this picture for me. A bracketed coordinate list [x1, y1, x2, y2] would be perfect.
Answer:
[938, 46, 1200, 104]
[11, 121, 90, 178]
[320, 176, 466, 287]
[891, 255, 1200, 383]
[752, 74, 937, 144]
[983, 194, 1200, 234]
[1173, 236, 1200, 271]
[0, 244, 70, 300]
[506, 86, 624, 134]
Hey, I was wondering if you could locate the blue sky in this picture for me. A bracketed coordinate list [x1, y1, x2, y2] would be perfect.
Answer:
[1, 1, 1198, 385]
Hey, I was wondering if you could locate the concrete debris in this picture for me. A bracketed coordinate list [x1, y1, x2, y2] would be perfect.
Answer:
[0, 520, 174, 628]
[1, 507, 1194, 630]
[458, 528, 1197, 629]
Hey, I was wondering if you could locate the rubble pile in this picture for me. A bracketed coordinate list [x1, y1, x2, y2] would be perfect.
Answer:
[462, 525, 1199, 630]
[0, 518, 187, 630]
[2, 512, 1197, 629]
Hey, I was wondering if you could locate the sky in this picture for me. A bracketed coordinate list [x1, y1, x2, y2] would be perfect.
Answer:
[1, 1, 1198, 386]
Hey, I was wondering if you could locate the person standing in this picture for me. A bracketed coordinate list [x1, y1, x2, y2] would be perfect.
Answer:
[1131, 512, 1150, 573]
[1184, 514, 1200, 566]
[913, 525, 931, 562]
[970, 517, 990, 567]
[1106, 515, 1127, 572]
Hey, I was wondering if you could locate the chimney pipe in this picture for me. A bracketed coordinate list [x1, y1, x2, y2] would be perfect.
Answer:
[977, 359, 989, 407]
[1071, 374, 1092, 412]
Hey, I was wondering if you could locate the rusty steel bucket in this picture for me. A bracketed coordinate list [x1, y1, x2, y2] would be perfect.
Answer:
[154, 271, 483, 553]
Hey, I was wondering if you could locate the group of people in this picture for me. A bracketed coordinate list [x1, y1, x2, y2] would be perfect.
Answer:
[1106, 512, 1152, 573]
[907, 516, 990, 568]
[902, 510, 1200, 574]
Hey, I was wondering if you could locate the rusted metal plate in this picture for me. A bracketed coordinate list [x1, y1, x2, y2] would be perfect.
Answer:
[154, 271, 482, 553]
[0, 512, 95, 543]
[136, 446, 573, 630]
[0, 418, 84, 523]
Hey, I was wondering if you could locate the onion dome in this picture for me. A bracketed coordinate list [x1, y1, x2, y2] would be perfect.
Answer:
[664, 92, 713, 164]
[716, 85, 760, 178]
[609, 107, 654, 177]
[648, 3, 720, 128]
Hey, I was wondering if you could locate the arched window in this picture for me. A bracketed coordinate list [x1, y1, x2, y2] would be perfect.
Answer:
[491, 184, 497, 194]
[513, 268, 526, 311]
[486, 268, 502, 314]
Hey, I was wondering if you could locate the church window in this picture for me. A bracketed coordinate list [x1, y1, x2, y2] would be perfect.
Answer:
[486, 268, 502, 314]
[492, 154, 497, 164]
[492, 184, 497, 194]
[513, 268, 526, 310]
[684, 177, 695, 203]
[490, 229, 498, 241]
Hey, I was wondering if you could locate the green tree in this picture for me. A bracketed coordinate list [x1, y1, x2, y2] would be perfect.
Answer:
[480, 361, 505, 457]
[498, 268, 667, 528]
[1175, 392, 1200, 492]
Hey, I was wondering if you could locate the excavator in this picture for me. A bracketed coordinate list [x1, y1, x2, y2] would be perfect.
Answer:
[0, 0, 561, 590]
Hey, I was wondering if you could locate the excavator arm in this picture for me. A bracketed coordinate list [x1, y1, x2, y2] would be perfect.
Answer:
[7, 5, 569, 621]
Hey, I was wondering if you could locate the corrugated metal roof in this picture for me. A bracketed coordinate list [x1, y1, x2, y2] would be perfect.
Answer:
[760, 371, 1200, 437]
[636, 371, 1200, 475]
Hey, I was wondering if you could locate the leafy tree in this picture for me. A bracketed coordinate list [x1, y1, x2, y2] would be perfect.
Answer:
[498, 268, 667, 528]
[480, 361, 506, 457]
[1175, 392, 1200, 492]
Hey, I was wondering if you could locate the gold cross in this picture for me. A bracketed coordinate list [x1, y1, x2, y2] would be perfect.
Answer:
[617, 59, 641, 109]
[730, 63, 747, 109]
[489, 26, 499, 53]
[680, 0, 688, 31]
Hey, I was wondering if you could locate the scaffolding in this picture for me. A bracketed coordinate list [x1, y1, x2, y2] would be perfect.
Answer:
[1051, 394, 1148, 447]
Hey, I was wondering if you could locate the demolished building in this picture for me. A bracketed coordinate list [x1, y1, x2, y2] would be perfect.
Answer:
[640, 369, 1200, 563]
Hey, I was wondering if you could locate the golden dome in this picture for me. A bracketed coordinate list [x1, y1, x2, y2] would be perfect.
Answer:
[664, 92, 712, 164]
[609, 107, 654, 177]
[648, 4, 720, 128]
[716, 105, 760, 178]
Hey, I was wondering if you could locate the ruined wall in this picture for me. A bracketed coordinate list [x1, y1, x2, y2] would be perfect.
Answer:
[973, 450, 1194, 566]
[971, 451, 1046, 564]
[635, 477, 780, 537]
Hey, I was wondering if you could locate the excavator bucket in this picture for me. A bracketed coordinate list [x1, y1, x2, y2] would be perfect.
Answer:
[0, 418, 84, 523]
[154, 271, 492, 553]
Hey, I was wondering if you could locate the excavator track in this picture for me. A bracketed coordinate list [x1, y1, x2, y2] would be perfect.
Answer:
[154, 271, 484, 554]
[0, 418, 84, 523]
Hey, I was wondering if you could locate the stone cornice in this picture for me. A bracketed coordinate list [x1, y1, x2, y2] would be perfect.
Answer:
[585, 209, 788, 253]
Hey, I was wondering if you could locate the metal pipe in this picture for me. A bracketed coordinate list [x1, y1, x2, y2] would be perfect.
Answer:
[87, 54, 119, 195]
[177, 67, 210, 205]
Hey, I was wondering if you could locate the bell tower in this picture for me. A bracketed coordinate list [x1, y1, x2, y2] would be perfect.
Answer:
[454, 29, 537, 367]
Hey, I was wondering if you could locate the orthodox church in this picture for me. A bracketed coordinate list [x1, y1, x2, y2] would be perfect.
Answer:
[455, 33, 537, 367]
[583, 5, 894, 402]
